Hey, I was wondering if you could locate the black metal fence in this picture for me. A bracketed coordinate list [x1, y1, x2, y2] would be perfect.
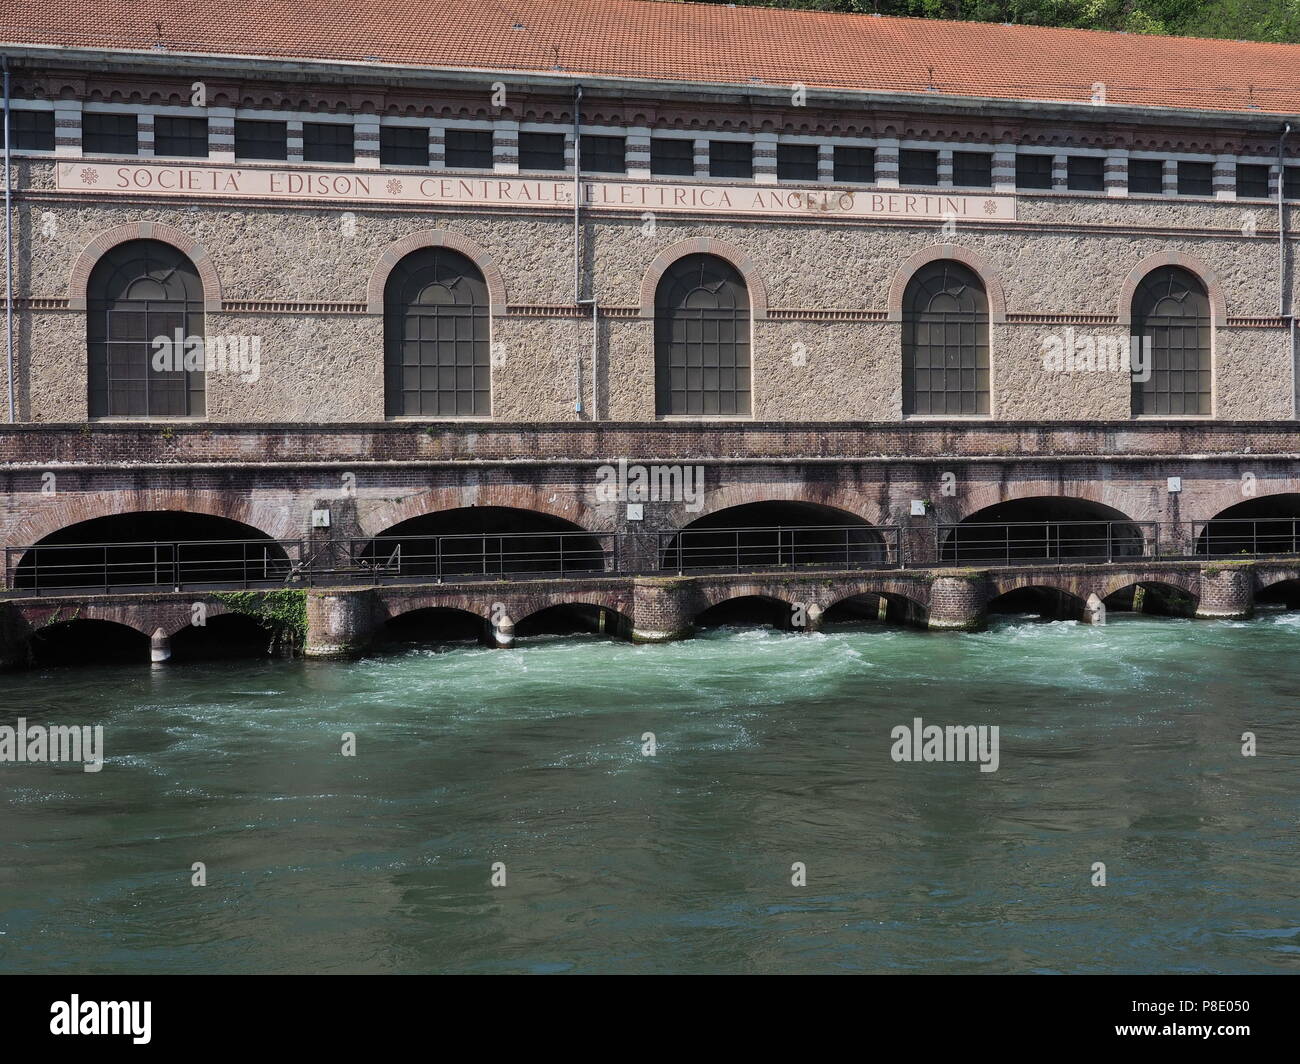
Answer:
[645, 524, 903, 573]
[343, 530, 617, 583]
[4, 538, 305, 593]
[7, 518, 1300, 596]
[1186, 517, 1300, 559]
[936, 520, 1160, 565]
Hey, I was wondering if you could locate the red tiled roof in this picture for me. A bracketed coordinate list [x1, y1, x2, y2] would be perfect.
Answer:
[4, 0, 1300, 115]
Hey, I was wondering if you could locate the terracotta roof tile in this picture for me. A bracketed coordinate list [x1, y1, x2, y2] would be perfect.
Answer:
[4, 0, 1300, 114]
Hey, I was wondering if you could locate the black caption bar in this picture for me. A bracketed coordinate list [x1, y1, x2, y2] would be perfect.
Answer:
[0, 975, 1289, 1052]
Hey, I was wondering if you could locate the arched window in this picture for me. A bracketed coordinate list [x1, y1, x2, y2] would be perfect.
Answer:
[384, 247, 490, 417]
[902, 261, 990, 416]
[1131, 266, 1211, 415]
[654, 253, 751, 416]
[88, 240, 205, 417]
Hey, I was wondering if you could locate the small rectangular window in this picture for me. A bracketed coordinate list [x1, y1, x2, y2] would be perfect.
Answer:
[234, 120, 287, 161]
[380, 126, 428, 166]
[833, 145, 874, 184]
[777, 143, 818, 181]
[1236, 163, 1270, 199]
[580, 134, 625, 174]
[1177, 160, 1213, 197]
[651, 138, 694, 176]
[899, 149, 938, 186]
[153, 116, 208, 158]
[3, 110, 56, 151]
[1066, 155, 1104, 192]
[951, 151, 992, 188]
[1015, 153, 1053, 190]
[519, 131, 566, 171]
[83, 112, 138, 155]
[709, 140, 752, 179]
[1284, 166, 1300, 199]
[1129, 158, 1165, 194]
[444, 128, 492, 169]
[302, 122, 353, 163]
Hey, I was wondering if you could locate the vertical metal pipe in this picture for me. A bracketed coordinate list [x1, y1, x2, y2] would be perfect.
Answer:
[572, 84, 584, 414]
[1280, 124, 1291, 318]
[4, 56, 13, 423]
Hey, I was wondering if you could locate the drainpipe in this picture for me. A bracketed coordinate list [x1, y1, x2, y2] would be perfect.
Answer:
[3, 56, 12, 424]
[1280, 124, 1295, 415]
[572, 83, 584, 414]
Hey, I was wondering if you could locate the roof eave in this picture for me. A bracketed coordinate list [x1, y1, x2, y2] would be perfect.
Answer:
[3, 42, 1297, 132]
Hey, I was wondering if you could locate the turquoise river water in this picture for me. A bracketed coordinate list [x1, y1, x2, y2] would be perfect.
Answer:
[1, 612, 1297, 974]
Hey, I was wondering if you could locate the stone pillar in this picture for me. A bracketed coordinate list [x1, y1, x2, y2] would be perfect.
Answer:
[1104, 148, 1128, 197]
[150, 627, 172, 664]
[626, 126, 651, 179]
[209, 106, 235, 162]
[816, 143, 834, 184]
[800, 602, 824, 634]
[1082, 593, 1106, 625]
[137, 112, 155, 158]
[1213, 153, 1236, 200]
[927, 574, 987, 631]
[493, 118, 519, 174]
[632, 577, 697, 643]
[753, 132, 778, 184]
[54, 101, 81, 157]
[491, 612, 515, 649]
[305, 589, 378, 659]
[876, 136, 900, 188]
[991, 146, 1015, 193]
[1196, 566, 1255, 620]
[355, 116, 380, 169]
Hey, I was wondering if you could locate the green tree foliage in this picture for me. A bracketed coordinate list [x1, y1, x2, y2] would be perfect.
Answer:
[707, 0, 1300, 43]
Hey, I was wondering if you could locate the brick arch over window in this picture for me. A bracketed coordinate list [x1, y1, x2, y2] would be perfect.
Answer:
[358, 486, 612, 538]
[1116, 252, 1227, 326]
[69, 222, 223, 311]
[886, 245, 1006, 323]
[367, 231, 508, 315]
[8, 490, 293, 550]
[639, 238, 768, 319]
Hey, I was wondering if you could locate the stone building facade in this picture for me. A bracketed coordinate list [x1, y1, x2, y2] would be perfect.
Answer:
[3, 0, 1300, 611]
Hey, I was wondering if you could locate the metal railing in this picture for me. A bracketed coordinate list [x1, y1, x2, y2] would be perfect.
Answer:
[643, 524, 903, 573]
[1185, 517, 1300, 559]
[4, 538, 305, 594]
[339, 530, 618, 583]
[7, 517, 1300, 596]
[936, 520, 1160, 566]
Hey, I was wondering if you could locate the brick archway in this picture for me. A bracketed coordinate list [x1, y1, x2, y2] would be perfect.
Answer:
[669, 487, 878, 528]
[950, 487, 1145, 525]
[986, 576, 1088, 603]
[359, 487, 610, 538]
[8, 491, 294, 549]
[694, 582, 795, 611]
[1116, 252, 1228, 326]
[886, 244, 1007, 323]
[69, 222, 223, 311]
[1098, 573, 1200, 601]
[638, 237, 769, 319]
[366, 230, 508, 315]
